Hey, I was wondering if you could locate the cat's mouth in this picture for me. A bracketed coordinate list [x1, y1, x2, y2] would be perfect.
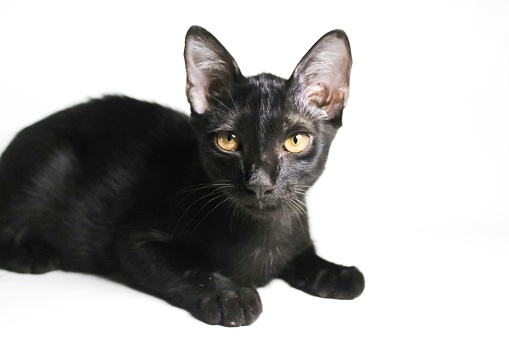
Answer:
[238, 200, 280, 215]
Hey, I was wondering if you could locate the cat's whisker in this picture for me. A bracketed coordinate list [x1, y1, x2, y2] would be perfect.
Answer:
[294, 184, 312, 190]
[226, 193, 238, 209]
[188, 193, 232, 239]
[165, 182, 233, 224]
[178, 193, 227, 237]
[160, 183, 210, 215]
[291, 196, 307, 215]
[224, 192, 239, 216]
[173, 182, 232, 200]
[288, 199, 304, 217]
[291, 203, 306, 217]
[285, 200, 305, 234]
[228, 196, 239, 234]
[172, 183, 233, 236]
[171, 180, 231, 199]
[282, 202, 292, 228]
[181, 183, 234, 225]
[168, 183, 232, 217]
[292, 185, 312, 196]
[293, 188, 307, 195]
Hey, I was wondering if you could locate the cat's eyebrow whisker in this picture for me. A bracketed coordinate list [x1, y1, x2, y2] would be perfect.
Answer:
[208, 106, 231, 117]
[208, 92, 234, 117]
[218, 77, 240, 113]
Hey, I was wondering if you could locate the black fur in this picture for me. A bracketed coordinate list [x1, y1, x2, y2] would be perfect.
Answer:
[0, 26, 364, 326]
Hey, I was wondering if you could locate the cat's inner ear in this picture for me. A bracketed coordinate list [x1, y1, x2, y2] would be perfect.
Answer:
[184, 26, 242, 114]
[290, 30, 352, 120]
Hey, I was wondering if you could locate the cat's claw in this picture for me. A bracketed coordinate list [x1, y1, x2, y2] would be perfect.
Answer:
[193, 288, 262, 327]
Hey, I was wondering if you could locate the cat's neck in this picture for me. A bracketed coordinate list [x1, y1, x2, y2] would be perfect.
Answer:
[233, 196, 309, 235]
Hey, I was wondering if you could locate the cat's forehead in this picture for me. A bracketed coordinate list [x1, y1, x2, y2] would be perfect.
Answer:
[207, 73, 320, 136]
[236, 74, 320, 131]
[235, 74, 291, 134]
[238, 74, 286, 110]
[207, 74, 284, 129]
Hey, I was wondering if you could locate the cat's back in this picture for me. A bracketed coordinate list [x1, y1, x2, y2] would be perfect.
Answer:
[1, 95, 197, 176]
[1, 95, 204, 206]
[18, 95, 194, 153]
[0, 96, 205, 273]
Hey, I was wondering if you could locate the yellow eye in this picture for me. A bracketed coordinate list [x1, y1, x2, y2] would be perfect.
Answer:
[217, 131, 240, 151]
[284, 133, 310, 153]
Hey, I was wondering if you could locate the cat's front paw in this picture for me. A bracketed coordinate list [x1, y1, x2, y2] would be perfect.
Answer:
[311, 266, 365, 300]
[193, 287, 262, 327]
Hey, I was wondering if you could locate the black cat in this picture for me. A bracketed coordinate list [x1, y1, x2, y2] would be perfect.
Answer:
[0, 26, 364, 326]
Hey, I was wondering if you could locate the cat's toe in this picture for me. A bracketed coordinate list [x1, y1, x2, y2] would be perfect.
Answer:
[194, 287, 262, 327]
[336, 266, 365, 299]
[315, 266, 365, 300]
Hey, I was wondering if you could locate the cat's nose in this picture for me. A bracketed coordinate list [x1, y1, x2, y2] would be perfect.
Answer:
[245, 184, 275, 200]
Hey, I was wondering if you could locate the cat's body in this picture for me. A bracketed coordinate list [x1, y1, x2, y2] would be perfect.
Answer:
[0, 26, 364, 326]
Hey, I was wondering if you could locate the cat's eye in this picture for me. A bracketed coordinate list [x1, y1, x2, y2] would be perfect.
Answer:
[217, 131, 240, 151]
[284, 133, 311, 153]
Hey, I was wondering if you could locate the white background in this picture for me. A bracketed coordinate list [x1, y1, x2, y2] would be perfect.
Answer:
[1, 0, 508, 338]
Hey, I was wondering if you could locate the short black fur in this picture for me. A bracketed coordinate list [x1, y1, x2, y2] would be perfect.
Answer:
[0, 26, 364, 326]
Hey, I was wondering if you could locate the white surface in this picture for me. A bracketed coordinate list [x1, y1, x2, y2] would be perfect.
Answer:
[1, 0, 508, 338]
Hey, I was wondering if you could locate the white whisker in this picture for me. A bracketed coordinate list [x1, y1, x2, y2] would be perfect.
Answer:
[286, 199, 305, 235]
[168, 181, 234, 237]
[188, 194, 231, 239]
[218, 77, 240, 113]
[291, 196, 307, 215]
[208, 93, 234, 116]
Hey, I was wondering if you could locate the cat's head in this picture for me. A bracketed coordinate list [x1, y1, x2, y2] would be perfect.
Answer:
[184, 26, 352, 217]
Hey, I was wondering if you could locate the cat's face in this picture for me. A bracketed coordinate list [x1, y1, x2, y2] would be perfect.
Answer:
[185, 26, 352, 216]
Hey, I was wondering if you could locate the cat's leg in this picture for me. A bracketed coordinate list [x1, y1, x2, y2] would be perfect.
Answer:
[114, 234, 262, 326]
[280, 246, 364, 299]
[0, 236, 60, 274]
[0, 197, 61, 274]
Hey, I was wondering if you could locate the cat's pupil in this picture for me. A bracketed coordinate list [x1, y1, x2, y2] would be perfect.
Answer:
[293, 135, 300, 144]
[227, 133, 234, 143]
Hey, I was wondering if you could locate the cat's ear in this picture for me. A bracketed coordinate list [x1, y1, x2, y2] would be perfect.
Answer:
[184, 26, 242, 114]
[289, 30, 352, 121]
